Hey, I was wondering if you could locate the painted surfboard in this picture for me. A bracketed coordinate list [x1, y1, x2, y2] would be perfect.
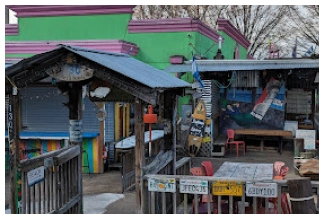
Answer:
[187, 100, 206, 157]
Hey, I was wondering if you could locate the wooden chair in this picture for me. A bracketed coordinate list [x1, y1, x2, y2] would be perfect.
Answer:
[225, 129, 245, 157]
[201, 161, 213, 176]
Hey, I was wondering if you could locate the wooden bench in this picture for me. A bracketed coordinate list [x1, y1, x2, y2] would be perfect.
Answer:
[234, 129, 293, 154]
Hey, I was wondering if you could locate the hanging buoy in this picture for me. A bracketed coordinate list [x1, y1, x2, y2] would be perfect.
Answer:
[144, 105, 157, 157]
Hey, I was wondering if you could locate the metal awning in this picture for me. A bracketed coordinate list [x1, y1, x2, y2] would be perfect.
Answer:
[5, 44, 191, 104]
[164, 59, 319, 73]
[6, 44, 191, 89]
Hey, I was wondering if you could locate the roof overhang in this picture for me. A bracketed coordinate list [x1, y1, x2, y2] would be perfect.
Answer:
[6, 44, 191, 105]
[164, 59, 319, 73]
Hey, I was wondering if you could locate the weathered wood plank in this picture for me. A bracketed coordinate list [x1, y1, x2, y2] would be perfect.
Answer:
[20, 147, 70, 172]
[53, 146, 80, 166]
[54, 194, 81, 214]
[175, 157, 191, 169]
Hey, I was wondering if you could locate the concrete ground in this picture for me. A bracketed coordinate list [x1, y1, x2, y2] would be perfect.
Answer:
[5, 143, 309, 214]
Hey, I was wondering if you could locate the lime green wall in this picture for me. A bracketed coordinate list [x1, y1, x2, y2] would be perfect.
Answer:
[6, 14, 248, 115]
[124, 31, 218, 113]
[219, 32, 248, 59]
[6, 54, 33, 58]
[5, 14, 132, 41]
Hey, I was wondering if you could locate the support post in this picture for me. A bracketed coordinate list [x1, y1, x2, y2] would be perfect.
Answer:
[134, 98, 145, 213]
[68, 83, 83, 213]
[98, 102, 104, 173]
[8, 87, 20, 214]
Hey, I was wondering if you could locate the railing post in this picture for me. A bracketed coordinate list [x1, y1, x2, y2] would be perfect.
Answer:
[278, 184, 282, 214]
[150, 191, 155, 214]
[184, 194, 188, 214]
[253, 197, 257, 214]
[162, 192, 166, 214]
[229, 196, 233, 214]
[240, 184, 246, 214]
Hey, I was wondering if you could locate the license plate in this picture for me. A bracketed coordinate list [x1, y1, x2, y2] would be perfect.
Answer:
[180, 179, 208, 194]
[212, 181, 243, 196]
[245, 182, 277, 198]
[148, 178, 176, 193]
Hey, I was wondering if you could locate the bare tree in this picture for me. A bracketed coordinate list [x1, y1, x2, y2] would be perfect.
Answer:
[287, 5, 319, 57]
[132, 5, 317, 59]
[221, 5, 290, 59]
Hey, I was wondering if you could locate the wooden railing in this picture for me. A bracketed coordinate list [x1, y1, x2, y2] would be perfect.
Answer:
[142, 156, 192, 214]
[143, 174, 319, 214]
[19, 146, 82, 214]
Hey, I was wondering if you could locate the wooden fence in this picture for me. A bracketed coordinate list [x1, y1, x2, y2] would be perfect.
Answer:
[19, 146, 82, 214]
[143, 174, 319, 214]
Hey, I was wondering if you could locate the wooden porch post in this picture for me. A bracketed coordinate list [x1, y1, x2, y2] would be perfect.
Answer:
[134, 98, 145, 214]
[98, 102, 104, 173]
[8, 87, 20, 214]
[68, 83, 84, 213]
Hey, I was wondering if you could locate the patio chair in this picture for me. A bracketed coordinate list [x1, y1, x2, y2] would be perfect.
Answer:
[273, 161, 285, 177]
[201, 161, 213, 176]
[225, 129, 245, 157]
[279, 166, 289, 179]
[190, 167, 204, 176]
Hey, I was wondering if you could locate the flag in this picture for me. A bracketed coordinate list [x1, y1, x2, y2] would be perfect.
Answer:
[292, 38, 297, 58]
[192, 56, 204, 88]
[305, 46, 314, 55]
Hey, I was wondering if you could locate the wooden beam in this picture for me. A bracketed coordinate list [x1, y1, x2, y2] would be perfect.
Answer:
[8, 87, 20, 214]
[134, 98, 145, 213]
[94, 69, 158, 105]
[98, 102, 104, 173]
[68, 82, 84, 213]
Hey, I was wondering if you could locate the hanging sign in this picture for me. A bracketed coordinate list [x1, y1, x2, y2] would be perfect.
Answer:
[69, 120, 82, 142]
[46, 63, 94, 81]
[27, 166, 45, 187]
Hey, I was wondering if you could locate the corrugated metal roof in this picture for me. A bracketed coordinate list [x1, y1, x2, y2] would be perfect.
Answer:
[164, 59, 319, 73]
[61, 44, 191, 89]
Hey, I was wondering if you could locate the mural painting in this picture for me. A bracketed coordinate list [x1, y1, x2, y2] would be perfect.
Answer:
[219, 78, 285, 135]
